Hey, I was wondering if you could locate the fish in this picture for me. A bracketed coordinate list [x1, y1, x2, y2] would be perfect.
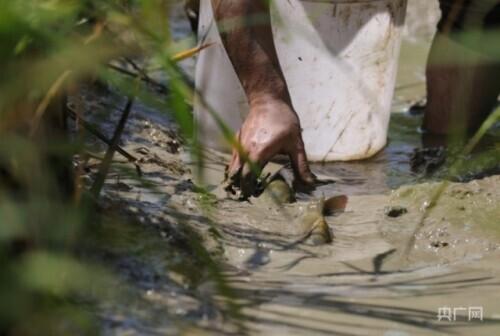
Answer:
[257, 177, 296, 205]
[255, 174, 347, 246]
[292, 195, 348, 246]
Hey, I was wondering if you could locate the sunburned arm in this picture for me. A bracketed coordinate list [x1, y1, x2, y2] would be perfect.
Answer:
[210, 0, 315, 198]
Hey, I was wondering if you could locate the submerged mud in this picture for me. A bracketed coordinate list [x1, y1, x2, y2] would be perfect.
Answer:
[81, 96, 500, 334]
[75, 1, 500, 335]
[199, 163, 500, 336]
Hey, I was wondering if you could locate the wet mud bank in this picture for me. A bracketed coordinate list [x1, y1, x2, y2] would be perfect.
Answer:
[77, 1, 500, 335]
[200, 166, 500, 335]
[78, 81, 500, 334]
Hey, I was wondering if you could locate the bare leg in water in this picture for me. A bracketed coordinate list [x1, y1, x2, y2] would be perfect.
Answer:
[210, 0, 315, 197]
[423, 0, 500, 138]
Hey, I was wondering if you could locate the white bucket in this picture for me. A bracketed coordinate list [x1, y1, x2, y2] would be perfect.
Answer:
[194, 0, 407, 162]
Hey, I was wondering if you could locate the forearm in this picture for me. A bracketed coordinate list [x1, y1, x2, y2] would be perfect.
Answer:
[210, 0, 291, 105]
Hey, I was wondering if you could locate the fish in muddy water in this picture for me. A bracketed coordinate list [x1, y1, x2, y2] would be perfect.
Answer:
[254, 175, 347, 246]
[293, 195, 348, 246]
[258, 177, 296, 205]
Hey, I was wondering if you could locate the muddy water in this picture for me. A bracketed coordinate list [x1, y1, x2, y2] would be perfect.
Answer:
[89, 1, 500, 335]
[198, 157, 500, 336]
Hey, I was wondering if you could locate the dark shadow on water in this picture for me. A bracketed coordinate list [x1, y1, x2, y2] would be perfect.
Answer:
[230, 271, 500, 335]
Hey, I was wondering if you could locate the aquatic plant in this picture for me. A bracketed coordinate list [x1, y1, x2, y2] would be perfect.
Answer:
[0, 1, 244, 334]
[0, 0, 498, 334]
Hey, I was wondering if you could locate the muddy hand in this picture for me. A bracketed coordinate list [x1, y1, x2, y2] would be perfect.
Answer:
[225, 100, 315, 198]
[212, 0, 315, 198]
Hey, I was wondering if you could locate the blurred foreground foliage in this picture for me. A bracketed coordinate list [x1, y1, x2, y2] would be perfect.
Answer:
[0, 0, 499, 334]
[0, 0, 234, 334]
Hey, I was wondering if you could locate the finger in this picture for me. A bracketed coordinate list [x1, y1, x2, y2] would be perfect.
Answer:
[226, 147, 241, 180]
[239, 162, 257, 198]
[226, 131, 243, 180]
[289, 138, 315, 185]
[239, 153, 267, 199]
